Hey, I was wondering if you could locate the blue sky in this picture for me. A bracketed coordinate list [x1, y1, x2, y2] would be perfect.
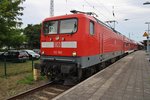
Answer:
[21, 0, 150, 42]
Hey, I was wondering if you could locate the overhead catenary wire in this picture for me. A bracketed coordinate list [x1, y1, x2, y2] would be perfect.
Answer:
[84, 0, 109, 20]
[83, 0, 113, 27]
[93, 0, 112, 15]
[94, 0, 118, 19]
[68, 0, 115, 20]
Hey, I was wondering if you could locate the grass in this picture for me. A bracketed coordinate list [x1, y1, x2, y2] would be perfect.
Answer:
[0, 60, 40, 77]
[0, 60, 47, 100]
[17, 74, 46, 85]
[0, 72, 47, 100]
[17, 74, 34, 85]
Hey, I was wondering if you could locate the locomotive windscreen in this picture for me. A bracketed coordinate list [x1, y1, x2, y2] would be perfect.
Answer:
[43, 21, 58, 34]
[43, 18, 77, 34]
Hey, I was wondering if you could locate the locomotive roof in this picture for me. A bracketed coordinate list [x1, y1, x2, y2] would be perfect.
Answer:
[43, 13, 117, 33]
[43, 13, 136, 42]
[43, 13, 95, 22]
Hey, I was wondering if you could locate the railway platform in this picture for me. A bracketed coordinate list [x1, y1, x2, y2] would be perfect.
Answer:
[53, 51, 150, 100]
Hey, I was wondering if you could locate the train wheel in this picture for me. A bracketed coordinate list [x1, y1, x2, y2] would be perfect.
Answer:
[44, 67, 54, 81]
[46, 71, 55, 81]
[77, 68, 83, 82]
[46, 73, 52, 81]
[111, 58, 116, 63]
[96, 64, 103, 72]
[101, 62, 106, 69]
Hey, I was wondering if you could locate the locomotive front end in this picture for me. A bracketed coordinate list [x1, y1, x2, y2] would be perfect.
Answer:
[40, 14, 85, 82]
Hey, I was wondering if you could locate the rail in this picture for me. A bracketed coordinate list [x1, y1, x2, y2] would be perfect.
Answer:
[7, 82, 53, 100]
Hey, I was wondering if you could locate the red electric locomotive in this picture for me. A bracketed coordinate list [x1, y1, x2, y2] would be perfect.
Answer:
[39, 10, 137, 82]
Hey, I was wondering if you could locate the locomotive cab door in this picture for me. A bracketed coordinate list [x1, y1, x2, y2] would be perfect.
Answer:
[87, 20, 99, 55]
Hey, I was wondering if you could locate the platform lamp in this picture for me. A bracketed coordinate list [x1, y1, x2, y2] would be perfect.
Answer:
[143, 1, 150, 5]
[143, 2, 150, 53]
[145, 22, 150, 53]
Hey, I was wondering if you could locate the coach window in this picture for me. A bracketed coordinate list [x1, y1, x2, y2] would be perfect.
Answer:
[90, 21, 94, 35]
[126, 43, 129, 46]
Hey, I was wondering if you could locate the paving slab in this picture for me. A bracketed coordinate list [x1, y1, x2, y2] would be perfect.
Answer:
[53, 51, 150, 100]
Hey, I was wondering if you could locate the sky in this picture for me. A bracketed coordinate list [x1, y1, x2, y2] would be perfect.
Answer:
[21, 0, 150, 42]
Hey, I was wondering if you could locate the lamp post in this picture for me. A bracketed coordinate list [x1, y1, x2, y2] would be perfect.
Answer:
[145, 22, 150, 53]
[143, 3, 150, 53]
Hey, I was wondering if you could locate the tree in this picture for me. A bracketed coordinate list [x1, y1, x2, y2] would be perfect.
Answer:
[0, 0, 25, 48]
[8, 29, 26, 49]
[24, 24, 41, 49]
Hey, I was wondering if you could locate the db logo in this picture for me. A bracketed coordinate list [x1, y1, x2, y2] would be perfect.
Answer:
[54, 42, 61, 48]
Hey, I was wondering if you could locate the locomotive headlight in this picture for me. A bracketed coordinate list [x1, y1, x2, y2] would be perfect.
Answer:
[62, 37, 65, 41]
[41, 51, 45, 55]
[72, 51, 77, 56]
[50, 38, 53, 41]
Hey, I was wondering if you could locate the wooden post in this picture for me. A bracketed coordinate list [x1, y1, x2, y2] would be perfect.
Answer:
[33, 63, 41, 81]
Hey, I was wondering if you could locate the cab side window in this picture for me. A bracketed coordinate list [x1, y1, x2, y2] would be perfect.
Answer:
[90, 21, 94, 35]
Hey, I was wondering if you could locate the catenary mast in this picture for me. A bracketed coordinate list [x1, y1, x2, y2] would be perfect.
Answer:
[50, 0, 54, 16]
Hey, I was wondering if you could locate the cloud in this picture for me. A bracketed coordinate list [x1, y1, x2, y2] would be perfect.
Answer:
[21, 0, 150, 41]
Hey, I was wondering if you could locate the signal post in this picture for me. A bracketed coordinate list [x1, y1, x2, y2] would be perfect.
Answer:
[143, 32, 149, 53]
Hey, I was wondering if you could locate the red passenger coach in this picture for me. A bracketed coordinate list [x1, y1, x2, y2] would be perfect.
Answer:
[39, 10, 137, 82]
[123, 36, 138, 54]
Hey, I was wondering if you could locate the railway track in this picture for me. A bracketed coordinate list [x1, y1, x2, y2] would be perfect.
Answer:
[7, 57, 118, 100]
[7, 82, 72, 100]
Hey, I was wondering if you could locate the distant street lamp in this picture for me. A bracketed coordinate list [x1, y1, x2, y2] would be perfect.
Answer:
[143, 1, 150, 5]
[124, 19, 130, 21]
